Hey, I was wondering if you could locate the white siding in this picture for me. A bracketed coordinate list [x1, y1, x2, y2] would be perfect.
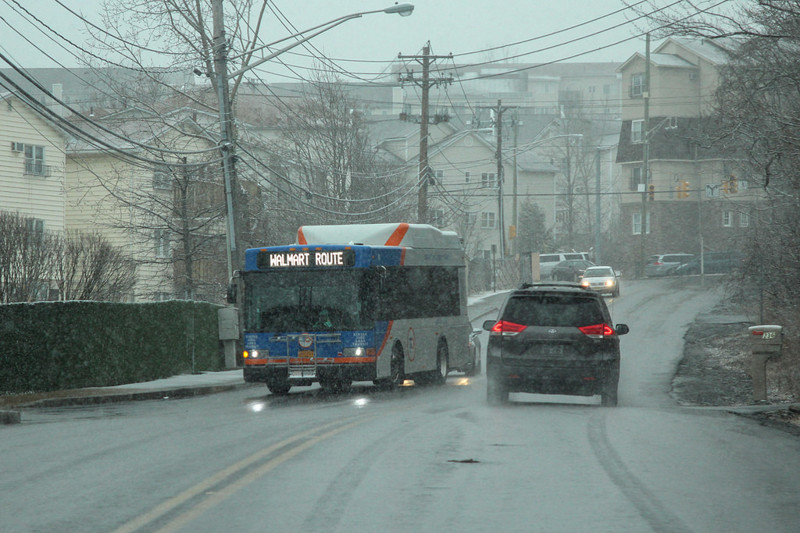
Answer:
[0, 94, 67, 232]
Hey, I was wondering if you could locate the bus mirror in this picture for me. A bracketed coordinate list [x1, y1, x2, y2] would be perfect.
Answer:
[226, 283, 238, 304]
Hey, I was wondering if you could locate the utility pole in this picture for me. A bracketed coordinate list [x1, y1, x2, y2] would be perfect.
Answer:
[638, 33, 651, 279]
[212, 0, 237, 280]
[398, 42, 452, 224]
[476, 100, 515, 255]
[594, 148, 602, 265]
[495, 100, 507, 256]
[511, 114, 519, 256]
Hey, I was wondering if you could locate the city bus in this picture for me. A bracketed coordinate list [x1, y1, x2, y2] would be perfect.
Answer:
[231, 223, 477, 394]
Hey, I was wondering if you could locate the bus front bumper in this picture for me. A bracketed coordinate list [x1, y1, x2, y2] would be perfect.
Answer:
[244, 361, 377, 383]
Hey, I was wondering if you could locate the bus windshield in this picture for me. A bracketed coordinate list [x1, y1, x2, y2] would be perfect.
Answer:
[243, 270, 375, 333]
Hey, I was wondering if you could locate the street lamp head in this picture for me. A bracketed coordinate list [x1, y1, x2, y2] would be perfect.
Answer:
[384, 3, 414, 16]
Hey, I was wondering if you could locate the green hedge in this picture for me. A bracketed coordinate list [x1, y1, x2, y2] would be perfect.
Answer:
[0, 301, 225, 394]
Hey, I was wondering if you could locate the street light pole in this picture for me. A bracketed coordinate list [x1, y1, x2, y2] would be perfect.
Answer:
[211, 2, 414, 280]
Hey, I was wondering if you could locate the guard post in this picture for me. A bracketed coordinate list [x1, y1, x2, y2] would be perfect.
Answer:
[748, 325, 783, 403]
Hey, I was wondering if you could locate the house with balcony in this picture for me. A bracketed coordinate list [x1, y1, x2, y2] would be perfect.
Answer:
[1, 92, 67, 234]
[616, 38, 757, 274]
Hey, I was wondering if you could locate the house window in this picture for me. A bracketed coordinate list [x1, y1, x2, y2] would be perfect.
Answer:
[632, 212, 650, 235]
[630, 166, 644, 191]
[631, 73, 645, 97]
[464, 213, 477, 226]
[481, 172, 497, 188]
[631, 120, 644, 143]
[154, 228, 170, 258]
[26, 218, 45, 246]
[481, 212, 496, 229]
[465, 171, 470, 183]
[24, 144, 46, 176]
[430, 208, 444, 227]
[722, 211, 733, 227]
[153, 166, 172, 189]
[740, 212, 750, 227]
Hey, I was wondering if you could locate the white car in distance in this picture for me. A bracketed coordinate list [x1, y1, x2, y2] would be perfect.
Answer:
[580, 266, 620, 297]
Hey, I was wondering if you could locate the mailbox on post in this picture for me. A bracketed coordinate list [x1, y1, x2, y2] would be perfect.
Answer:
[748, 325, 783, 403]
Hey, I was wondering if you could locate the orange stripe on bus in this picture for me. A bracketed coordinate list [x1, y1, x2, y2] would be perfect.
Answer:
[384, 223, 410, 246]
[264, 358, 376, 364]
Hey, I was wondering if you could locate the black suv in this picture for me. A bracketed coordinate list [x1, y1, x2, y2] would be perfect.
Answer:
[483, 283, 629, 406]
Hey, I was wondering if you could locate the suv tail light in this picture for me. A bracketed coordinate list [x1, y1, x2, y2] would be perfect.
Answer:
[578, 323, 615, 338]
[490, 320, 526, 336]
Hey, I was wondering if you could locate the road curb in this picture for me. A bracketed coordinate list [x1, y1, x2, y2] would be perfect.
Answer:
[8, 382, 255, 410]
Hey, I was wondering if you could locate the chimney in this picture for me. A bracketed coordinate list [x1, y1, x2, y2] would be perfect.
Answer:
[51, 83, 65, 117]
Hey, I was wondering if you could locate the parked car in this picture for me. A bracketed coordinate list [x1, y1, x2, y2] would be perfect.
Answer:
[538, 252, 591, 280]
[483, 282, 630, 406]
[551, 259, 595, 281]
[674, 251, 744, 275]
[580, 266, 620, 296]
[644, 253, 694, 277]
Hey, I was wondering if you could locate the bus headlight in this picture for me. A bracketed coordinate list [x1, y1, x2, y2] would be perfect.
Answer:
[244, 350, 266, 359]
[342, 347, 366, 357]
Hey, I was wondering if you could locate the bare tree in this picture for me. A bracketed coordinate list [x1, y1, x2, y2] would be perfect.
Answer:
[264, 73, 411, 240]
[0, 212, 135, 303]
[52, 231, 137, 301]
[0, 212, 55, 303]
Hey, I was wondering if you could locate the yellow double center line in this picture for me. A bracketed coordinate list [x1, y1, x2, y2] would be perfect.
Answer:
[113, 416, 372, 533]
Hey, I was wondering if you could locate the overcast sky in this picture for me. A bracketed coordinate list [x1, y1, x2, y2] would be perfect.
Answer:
[1, 0, 664, 81]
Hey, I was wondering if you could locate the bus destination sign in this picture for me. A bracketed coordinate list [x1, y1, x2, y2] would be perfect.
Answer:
[258, 249, 355, 269]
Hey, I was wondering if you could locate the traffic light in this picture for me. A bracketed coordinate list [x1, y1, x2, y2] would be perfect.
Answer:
[676, 180, 690, 199]
[722, 179, 730, 194]
[648, 184, 655, 201]
[730, 177, 738, 193]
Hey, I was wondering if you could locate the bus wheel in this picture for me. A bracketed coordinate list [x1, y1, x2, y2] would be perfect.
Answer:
[267, 381, 291, 395]
[434, 341, 449, 385]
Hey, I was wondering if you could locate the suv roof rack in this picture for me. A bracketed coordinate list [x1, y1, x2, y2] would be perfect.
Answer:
[518, 281, 587, 290]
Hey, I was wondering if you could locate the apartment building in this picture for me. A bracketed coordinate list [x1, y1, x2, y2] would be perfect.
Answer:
[616, 38, 756, 274]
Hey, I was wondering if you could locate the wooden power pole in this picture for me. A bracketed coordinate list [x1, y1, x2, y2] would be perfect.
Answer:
[399, 42, 452, 223]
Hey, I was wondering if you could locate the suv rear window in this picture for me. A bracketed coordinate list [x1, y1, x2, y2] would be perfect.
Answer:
[503, 294, 605, 327]
[563, 253, 584, 260]
[663, 254, 692, 263]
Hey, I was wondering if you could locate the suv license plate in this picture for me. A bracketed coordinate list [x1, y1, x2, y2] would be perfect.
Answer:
[538, 345, 564, 356]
